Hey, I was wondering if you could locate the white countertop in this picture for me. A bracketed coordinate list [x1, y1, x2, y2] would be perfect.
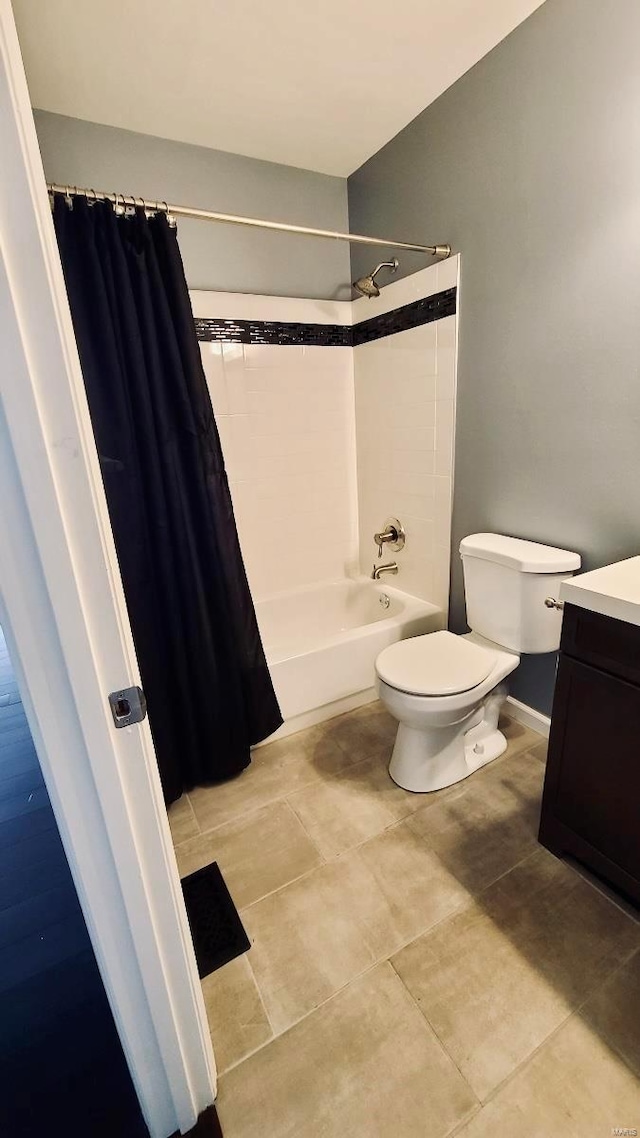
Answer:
[560, 555, 640, 627]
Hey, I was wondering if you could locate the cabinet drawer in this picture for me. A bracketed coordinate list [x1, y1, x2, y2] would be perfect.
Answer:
[561, 603, 640, 686]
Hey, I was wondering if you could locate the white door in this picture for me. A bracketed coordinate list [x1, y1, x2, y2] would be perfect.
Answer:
[0, 4, 216, 1136]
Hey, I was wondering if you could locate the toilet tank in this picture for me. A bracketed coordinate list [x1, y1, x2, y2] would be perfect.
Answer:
[460, 534, 581, 654]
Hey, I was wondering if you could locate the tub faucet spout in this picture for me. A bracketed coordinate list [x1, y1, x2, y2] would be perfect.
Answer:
[372, 562, 399, 580]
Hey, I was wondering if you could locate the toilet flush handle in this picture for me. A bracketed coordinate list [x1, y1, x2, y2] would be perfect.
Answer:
[544, 597, 564, 610]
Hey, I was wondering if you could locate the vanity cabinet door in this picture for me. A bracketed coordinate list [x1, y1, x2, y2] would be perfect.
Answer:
[540, 655, 640, 890]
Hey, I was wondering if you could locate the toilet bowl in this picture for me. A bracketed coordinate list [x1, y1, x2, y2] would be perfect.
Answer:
[377, 631, 519, 792]
[375, 533, 581, 793]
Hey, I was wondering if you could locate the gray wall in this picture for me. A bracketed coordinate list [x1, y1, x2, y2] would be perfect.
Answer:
[349, 0, 640, 714]
[34, 111, 351, 299]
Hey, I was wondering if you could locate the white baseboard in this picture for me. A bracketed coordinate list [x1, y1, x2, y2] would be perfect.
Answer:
[254, 687, 378, 746]
[258, 690, 550, 746]
[506, 695, 551, 738]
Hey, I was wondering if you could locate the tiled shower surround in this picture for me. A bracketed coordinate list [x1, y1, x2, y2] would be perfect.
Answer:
[353, 258, 458, 608]
[190, 257, 459, 606]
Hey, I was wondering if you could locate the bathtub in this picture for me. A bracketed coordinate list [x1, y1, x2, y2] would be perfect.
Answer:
[256, 577, 443, 738]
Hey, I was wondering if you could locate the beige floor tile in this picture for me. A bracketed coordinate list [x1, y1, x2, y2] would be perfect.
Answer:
[581, 949, 640, 1077]
[175, 800, 323, 908]
[392, 848, 640, 1100]
[499, 714, 542, 757]
[241, 857, 381, 1034]
[242, 821, 470, 1034]
[201, 955, 272, 1074]
[188, 727, 336, 832]
[312, 700, 396, 751]
[455, 1012, 640, 1138]
[167, 794, 199, 845]
[407, 748, 545, 894]
[287, 753, 400, 857]
[289, 749, 449, 858]
[186, 709, 539, 837]
[569, 860, 640, 924]
[529, 738, 548, 764]
[217, 963, 478, 1138]
[296, 715, 382, 774]
[352, 821, 472, 943]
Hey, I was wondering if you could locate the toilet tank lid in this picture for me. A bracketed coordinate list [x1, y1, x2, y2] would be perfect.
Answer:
[459, 533, 581, 573]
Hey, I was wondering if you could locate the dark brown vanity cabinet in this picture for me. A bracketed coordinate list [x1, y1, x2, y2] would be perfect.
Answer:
[539, 603, 640, 907]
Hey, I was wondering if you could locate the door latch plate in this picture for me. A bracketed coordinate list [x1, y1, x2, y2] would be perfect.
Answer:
[108, 686, 147, 728]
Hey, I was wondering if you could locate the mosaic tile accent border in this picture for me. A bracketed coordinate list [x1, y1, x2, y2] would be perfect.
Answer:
[194, 286, 456, 348]
[193, 317, 350, 347]
[352, 287, 456, 346]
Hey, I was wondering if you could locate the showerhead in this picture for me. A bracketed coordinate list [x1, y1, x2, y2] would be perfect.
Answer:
[352, 257, 399, 299]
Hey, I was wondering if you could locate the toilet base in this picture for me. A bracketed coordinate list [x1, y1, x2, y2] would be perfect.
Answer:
[388, 682, 509, 793]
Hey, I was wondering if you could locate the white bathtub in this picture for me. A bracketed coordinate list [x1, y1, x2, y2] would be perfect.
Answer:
[256, 577, 443, 737]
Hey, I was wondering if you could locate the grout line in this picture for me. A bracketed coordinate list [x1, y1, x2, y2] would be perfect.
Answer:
[234, 838, 622, 1088]
[408, 911, 640, 1126]
[185, 744, 392, 845]
[563, 857, 640, 926]
[388, 956, 482, 1105]
[180, 743, 548, 909]
[283, 799, 328, 864]
[236, 809, 438, 914]
[444, 1105, 484, 1138]
[198, 708, 636, 1123]
[389, 942, 580, 1133]
[180, 711, 542, 851]
[232, 895, 477, 1068]
[173, 795, 289, 853]
[574, 943, 640, 1017]
[184, 792, 199, 833]
[473, 1006, 577, 1114]
[218, 949, 463, 1081]
[487, 945, 640, 1097]
[245, 950, 276, 1038]
[184, 781, 318, 844]
[207, 745, 580, 1096]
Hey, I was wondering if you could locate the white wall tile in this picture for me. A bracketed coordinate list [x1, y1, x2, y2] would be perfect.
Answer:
[199, 310, 357, 600]
[243, 344, 305, 369]
[355, 311, 458, 608]
[436, 315, 457, 400]
[221, 343, 248, 414]
[434, 400, 455, 476]
[201, 342, 227, 416]
[196, 282, 457, 611]
[436, 256, 460, 294]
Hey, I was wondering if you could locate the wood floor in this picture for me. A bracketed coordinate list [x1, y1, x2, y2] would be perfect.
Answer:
[0, 627, 147, 1137]
[170, 702, 640, 1138]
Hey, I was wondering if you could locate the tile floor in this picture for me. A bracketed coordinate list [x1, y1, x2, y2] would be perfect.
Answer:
[169, 703, 640, 1138]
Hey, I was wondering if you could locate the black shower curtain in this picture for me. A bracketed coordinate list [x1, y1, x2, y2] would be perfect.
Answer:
[53, 194, 282, 804]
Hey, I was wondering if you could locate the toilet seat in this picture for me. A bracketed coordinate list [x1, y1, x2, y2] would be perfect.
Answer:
[376, 630, 498, 697]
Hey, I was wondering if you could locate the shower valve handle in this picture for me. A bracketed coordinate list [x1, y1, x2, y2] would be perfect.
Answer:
[374, 523, 400, 558]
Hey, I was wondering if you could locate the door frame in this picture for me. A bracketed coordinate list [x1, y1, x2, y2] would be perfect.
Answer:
[0, 4, 216, 1136]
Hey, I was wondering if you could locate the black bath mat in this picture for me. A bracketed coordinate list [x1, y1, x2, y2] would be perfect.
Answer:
[181, 862, 250, 979]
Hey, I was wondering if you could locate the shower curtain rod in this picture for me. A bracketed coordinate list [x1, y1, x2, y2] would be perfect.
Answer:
[47, 182, 451, 258]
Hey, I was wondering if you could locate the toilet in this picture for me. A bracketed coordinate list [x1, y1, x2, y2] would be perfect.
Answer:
[375, 533, 581, 793]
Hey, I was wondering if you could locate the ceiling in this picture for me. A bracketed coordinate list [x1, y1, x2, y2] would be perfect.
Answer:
[12, 0, 546, 178]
